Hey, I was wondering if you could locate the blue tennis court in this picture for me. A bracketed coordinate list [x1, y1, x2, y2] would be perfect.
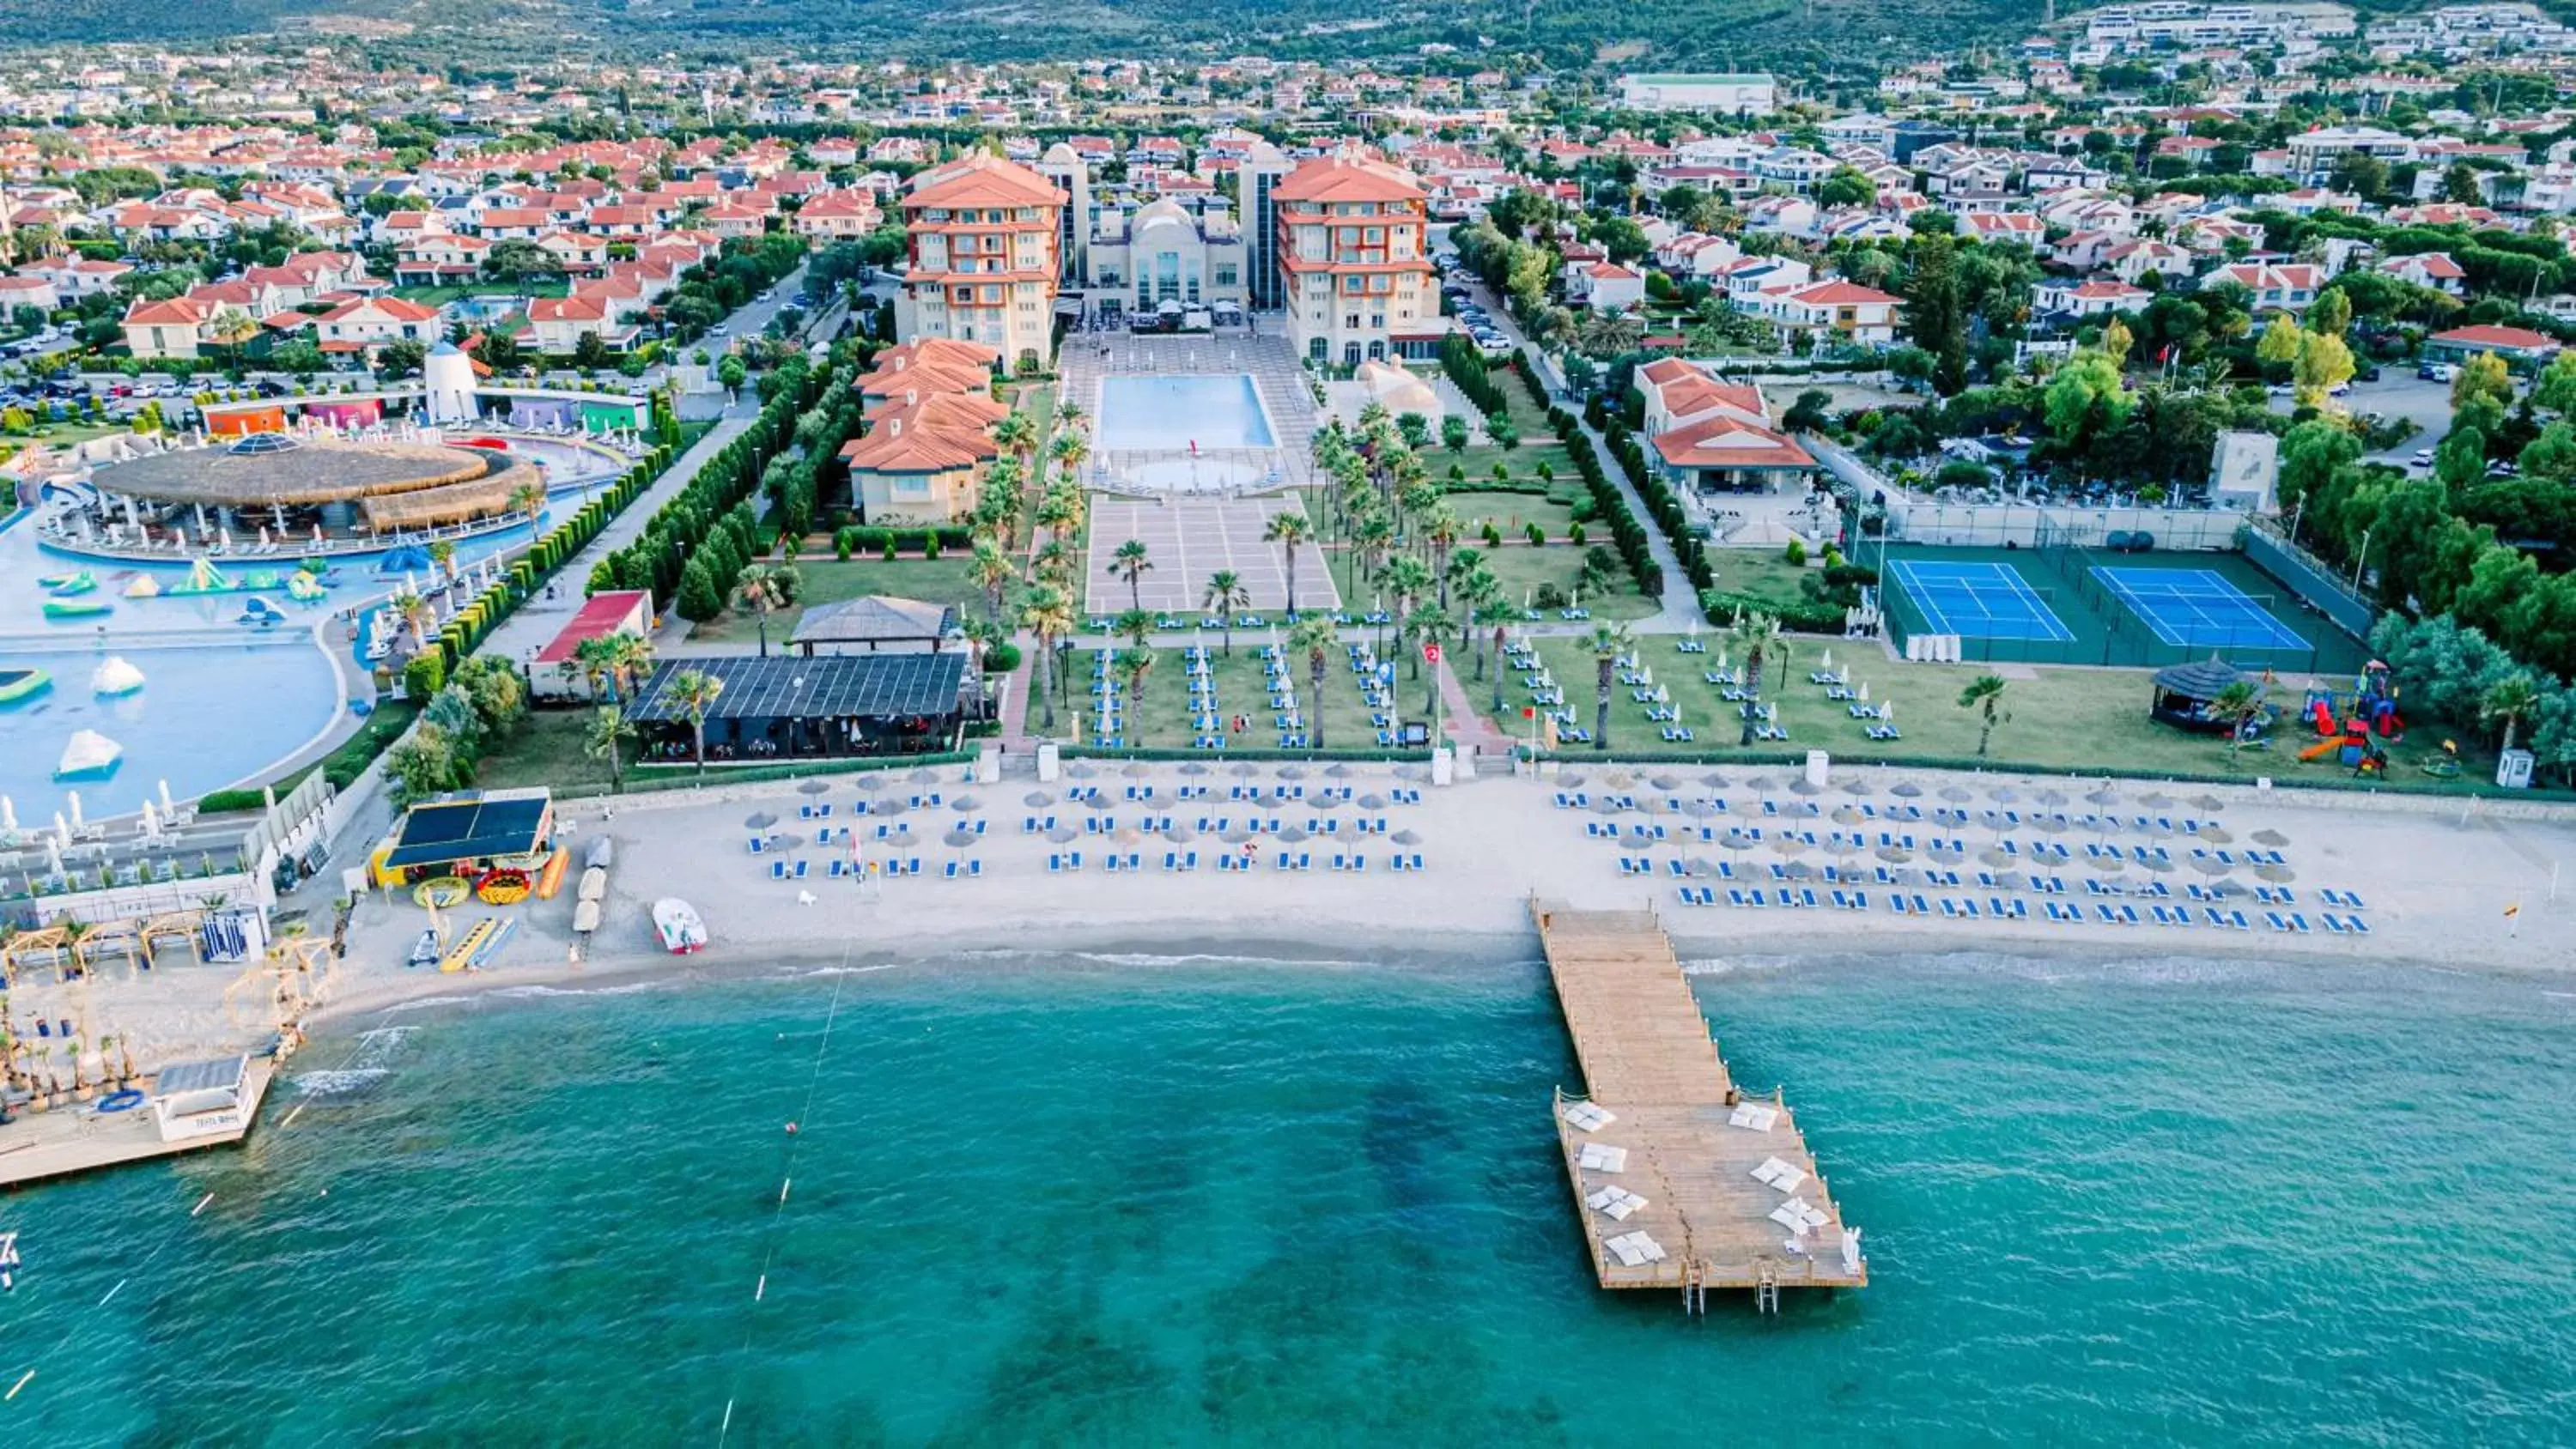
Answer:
[1886, 560, 2075, 642]
[2092, 567, 2308, 650]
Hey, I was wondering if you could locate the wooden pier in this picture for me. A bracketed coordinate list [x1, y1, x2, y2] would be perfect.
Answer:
[1530, 900, 1864, 1308]
[0, 1059, 276, 1190]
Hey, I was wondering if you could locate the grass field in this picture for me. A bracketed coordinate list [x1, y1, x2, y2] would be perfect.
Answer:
[687, 556, 987, 646]
[1504, 633, 2499, 788]
[1446, 488, 1579, 543]
[474, 709, 625, 794]
[1041, 641, 1433, 751]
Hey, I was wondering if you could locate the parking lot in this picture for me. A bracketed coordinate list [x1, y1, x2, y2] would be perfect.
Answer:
[2269, 372, 2476, 464]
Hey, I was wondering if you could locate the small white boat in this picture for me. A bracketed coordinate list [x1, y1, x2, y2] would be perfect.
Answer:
[653, 897, 706, 955]
[55, 729, 124, 780]
[406, 929, 441, 968]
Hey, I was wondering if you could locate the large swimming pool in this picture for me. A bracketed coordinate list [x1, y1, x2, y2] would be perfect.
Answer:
[0, 640, 342, 823]
[1097, 374, 1277, 451]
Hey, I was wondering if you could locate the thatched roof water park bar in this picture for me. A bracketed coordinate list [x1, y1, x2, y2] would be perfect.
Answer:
[79, 433, 545, 545]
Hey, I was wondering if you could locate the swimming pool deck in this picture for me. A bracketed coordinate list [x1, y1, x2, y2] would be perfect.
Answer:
[1530, 900, 1865, 1307]
[0, 1058, 275, 1189]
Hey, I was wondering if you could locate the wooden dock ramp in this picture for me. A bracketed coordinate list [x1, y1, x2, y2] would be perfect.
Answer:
[1530, 899, 1865, 1307]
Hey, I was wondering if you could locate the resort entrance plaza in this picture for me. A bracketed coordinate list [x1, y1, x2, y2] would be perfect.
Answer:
[1084, 497, 1340, 616]
[1060, 327, 1318, 495]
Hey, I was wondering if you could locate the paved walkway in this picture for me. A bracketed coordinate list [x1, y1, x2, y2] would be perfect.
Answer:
[1461, 278, 1700, 633]
[476, 404, 757, 665]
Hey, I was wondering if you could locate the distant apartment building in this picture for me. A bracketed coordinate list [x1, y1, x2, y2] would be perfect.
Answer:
[1613, 73, 1778, 116]
[1275, 151, 1439, 366]
[893, 154, 1066, 371]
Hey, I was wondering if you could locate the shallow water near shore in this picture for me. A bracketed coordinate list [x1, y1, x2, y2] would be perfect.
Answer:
[4, 947, 2573, 1444]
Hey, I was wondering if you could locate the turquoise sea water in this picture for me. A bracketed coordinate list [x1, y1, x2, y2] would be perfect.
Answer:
[4, 949, 2573, 1444]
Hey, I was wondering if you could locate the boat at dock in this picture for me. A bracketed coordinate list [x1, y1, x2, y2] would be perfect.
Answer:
[653, 898, 706, 954]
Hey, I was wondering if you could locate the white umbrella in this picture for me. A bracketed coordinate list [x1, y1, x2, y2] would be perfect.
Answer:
[157, 779, 173, 814]
[1857, 682, 1870, 702]
[46, 836, 64, 877]
[68, 792, 83, 830]
[139, 799, 159, 838]
[53, 811, 70, 847]
[1, 796, 13, 834]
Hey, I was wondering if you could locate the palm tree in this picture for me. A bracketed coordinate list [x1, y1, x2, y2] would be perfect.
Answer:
[1055, 398, 1087, 433]
[1030, 537, 1076, 589]
[669, 668, 724, 775]
[1113, 608, 1154, 651]
[2211, 679, 2267, 763]
[1289, 615, 1340, 749]
[1724, 609, 1778, 746]
[428, 539, 459, 587]
[507, 480, 546, 527]
[1115, 646, 1156, 707]
[1382, 555, 1436, 670]
[1112, 539, 1154, 612]
[992, 411, 1036, 467]
[391, 588, 434, 651]
[1203, 568, 1251, 656]
[732, 563, 787, 658]
[1020, 583, 1076, 732]
[207, 306, 259, 372]
[1422, 505, 1461, 604]
[1264, 510, 1313, 617]
[968, 538, 1016, 625]
[1048, 427, 1090, 485]
[2482, 672, 2542, 756]
[605, 633, 655, 700]
[1034, 485, 1084, 543]
[586, 704, 637, 791]
[1588, 622, 1633, 751]
[1958, 675, 2012, 756]
[1407, 603, 1454, 716]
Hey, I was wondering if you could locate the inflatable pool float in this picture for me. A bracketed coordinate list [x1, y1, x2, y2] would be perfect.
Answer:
[91, 657, 144, 698]
[0, 666, 50, 704]
[287, 573, 325, 602]
[44, 598, 111, 621]
[412, 876, 469, 908]
[97, 1088, 144, 1113]
[36, 570, 85, 590]
[122, 574, 161, 598]
[55, 729, 123, 780]
[47, 571, 97, 597]
[476, 868, 532, 905]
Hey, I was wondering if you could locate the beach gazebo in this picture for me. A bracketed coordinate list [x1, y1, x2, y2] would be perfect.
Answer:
[2148, 656, 2251, 735]
[150, 1056, 255, 1143]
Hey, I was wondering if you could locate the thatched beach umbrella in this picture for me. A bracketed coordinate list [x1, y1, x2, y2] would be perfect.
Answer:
[1163, 821, 1197, 842]
[872, 797, 910, 818]
[1046, 824, 1081, 844]
[1221, 825, 1256, 844]
[1938, 785, 1973, 806]
[2086, 785, 2121, 806]
[2136, 855, 2176, 874]
[1279, 825, 1309, 844]
[1024, 791, 1056, 808]
[1113, 825, 1144, 846]
[2189, 855, 2231, 878]
[2032, 787, 2069, 808]
[1230, 762, 1261, 778]
[877, 828, 911, 850]
[1990, 785, 2020, 805]
[1356, 793, 1387, 812]
[2255, 861, 2297, 884]
[1721, 831, 1759, 854]
[2251, 828, 2290, 848]
[1680, 799, 1722, 821]
[951, 793, 981, 812]
[1927, 840, 1965, 864]
[2197, 827, 2234, 846]
[944, 826, 983, 853]
[1278, 765, 1308, 780]
[854, 775, 887, 794]
[1889, 781, 1923, 799]
[1649, 774, 1682, 792]
[908, 767, 940, 785]
[1392, 828, 1423, 847]
[1789, 777, 1825, 797]
[1745, 774, 1779, 798]
[1699, 771, 1733, 790]
[798, 779, 831, 796]
[1068, 762, 1099, 779]
[2093, 854, 2127, 877]
[1604, 769, 1635, 790]
[744, 810, 777, 831]
[2190, 793, 2226, 814]
[2136, 816, 2174, 838]
[1769, 834, 1808, 858]
[1841, 779, 1874, 798]
[1978, 846, 2015, 869]
[1875, 844, 1914, 864]
[1255, 794, 1285, 811]
[1312, 794, 1345, 811]
[1637, 797, 1670, 817]
[1325, 763, 1356, 779]
[1832, 804, 1866, 828]
[2140, 791, 2177, 810]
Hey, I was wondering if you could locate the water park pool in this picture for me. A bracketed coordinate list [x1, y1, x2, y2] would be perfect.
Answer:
[1097, 374, 1278, 452]
[0, 640, 341, 824]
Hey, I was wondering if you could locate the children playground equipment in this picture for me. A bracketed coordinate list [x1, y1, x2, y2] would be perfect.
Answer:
[2297, 660, 2404, 768]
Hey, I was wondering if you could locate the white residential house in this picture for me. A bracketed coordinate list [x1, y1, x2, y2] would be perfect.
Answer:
[2379, 252, 2467, 294]
[2037, 277, 2152, 318]
[2201, 262, 2326, 314]
[1572, 262, 1647, 312]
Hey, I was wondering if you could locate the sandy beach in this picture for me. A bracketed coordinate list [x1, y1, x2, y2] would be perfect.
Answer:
[12, 757, 2575, 1080]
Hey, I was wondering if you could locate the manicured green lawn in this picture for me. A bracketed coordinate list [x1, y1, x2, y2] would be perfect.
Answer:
[1473, 545, 1662, 622]
[1042, 642, 1427, 750]
[1704, 548, 1820, 612]
[1446, 488, 1579, 543]
[1504, 634, 2501, 790]
[392, 282, 570, 306]
[687, 556, 988, 646]
[473, 709, 626, 794]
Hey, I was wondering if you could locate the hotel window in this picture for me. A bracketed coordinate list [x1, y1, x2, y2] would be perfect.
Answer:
[1345, 313, 1360, 328]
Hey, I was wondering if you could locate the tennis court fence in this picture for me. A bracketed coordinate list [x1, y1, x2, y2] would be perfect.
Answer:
[1886, 500, 2249, 551]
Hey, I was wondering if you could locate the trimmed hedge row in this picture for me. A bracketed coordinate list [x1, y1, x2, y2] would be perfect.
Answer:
[833, 524, 974, 558]
[1441, 335, 1509, 415]
[1517, 351, 1660, 598]
[422, 456, 665, 677]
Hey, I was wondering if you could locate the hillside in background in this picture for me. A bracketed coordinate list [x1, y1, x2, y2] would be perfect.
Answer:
[1, 0, 2037, 70]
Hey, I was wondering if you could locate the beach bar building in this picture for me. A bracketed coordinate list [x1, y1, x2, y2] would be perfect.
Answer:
[151, 1055, 258, 1143]
[529, 588, 655, 700]
[374, 788, 558, 886]
[626, 654, 974, 763]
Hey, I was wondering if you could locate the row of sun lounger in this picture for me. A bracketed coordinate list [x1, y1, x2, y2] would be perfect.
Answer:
[1675, 884, 2368, 934]
[1042, 850, 1420, 873]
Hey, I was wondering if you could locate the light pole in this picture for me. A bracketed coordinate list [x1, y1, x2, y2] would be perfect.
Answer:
[2350, 525, 2372, 595]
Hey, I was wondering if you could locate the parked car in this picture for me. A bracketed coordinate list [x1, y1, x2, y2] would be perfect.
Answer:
[2418, 361, 2455, 382]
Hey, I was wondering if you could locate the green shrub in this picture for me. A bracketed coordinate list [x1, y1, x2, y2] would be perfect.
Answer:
[403, 652, 446, 701]
[1526, 522, 1546, 547]
[984, 641, 1023, 673]
[1568, 522, 1587, 546]
[1785, 538, 1808, 567]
